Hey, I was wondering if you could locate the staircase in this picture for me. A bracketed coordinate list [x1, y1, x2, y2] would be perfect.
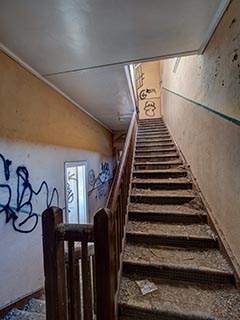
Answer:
[3, 296, 46, 320]
[3, 118, 240, 320]
[118, 118, 240, 320]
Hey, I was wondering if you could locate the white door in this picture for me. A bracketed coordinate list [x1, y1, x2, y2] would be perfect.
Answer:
[65, 161, 88, 224]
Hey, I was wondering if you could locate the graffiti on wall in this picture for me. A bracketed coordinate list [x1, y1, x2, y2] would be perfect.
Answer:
[88, 162, 112, 200]
[0, 153, 59, 233]
[144, 101, 156, 117]
[139, 88, 157, 100]
[66, 171, 76, 204]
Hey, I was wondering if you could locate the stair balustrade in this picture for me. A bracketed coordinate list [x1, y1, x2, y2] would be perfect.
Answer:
[42, 112, 137, 320]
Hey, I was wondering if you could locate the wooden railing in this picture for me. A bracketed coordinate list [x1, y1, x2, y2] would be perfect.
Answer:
[42, 112, 137, 320]
[94, 112, 137, 319]
[42, 207, 95, 320]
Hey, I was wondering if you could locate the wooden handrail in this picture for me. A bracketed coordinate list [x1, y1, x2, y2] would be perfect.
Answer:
[42, 112, 138, 320]
[94, 112, 137, 320]
[42, 207, 95, 320]
[106, 112, 137, 210]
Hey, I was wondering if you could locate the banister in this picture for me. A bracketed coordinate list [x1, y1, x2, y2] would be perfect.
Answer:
[94, 111, 138, 320]
[42, 112, 138, 320]
[56, 223, 94, 242]
[107, 111, 137, 210]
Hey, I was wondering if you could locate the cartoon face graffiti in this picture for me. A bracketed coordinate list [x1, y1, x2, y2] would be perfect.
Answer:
[144, 101, 156, 117]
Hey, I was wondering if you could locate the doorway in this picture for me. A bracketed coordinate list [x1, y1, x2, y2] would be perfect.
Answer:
[65, 161, 88, 224]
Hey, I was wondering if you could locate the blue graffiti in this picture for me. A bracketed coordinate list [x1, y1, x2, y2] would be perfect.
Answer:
[88, 162, 111, 200]
[0, 154, 59, 233]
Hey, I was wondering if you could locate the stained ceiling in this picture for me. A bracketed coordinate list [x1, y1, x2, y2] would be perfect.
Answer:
[0, 0, 230, 131]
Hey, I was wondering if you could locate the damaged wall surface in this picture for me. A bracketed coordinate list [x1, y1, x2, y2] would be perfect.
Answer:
[162, 0, 240, 272]
[0, 51, 113, 309]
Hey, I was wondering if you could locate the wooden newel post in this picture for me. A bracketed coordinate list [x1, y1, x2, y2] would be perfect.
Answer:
[94, 208, 115, 320]
[42, 206, 68, 320]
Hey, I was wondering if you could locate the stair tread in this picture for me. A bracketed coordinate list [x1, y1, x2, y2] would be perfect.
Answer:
[119, 276, 240, 320]
[135, 153, 178, 158]
[129, 202, 205, 214]
[126, 221, 215, 239]
[123, 244, 232, 273]
[24, 299, 46, 314]
[135, 148, 176, 152]
[132, 177, 190, 184]
[3, 308, 46, 320]
[133, 169, 185, 173]
[131, 189, 195, 197]
[129, 202, 206, 214]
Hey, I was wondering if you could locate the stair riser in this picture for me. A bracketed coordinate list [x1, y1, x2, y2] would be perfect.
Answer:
[137, 140, 173, 144]
[134, 155, 179, 162]
[138, 120, 165, 124]
[136, 144, 174, 150]
[135, 147, 177, 154]
[128, 212, 208, 224]
[137, 134, 170, 139]
[130, 195, 194, 205]
[138, 130, 169, 135]
[132, 182, 192, 190]
[133, 171, 187, 179]
[138, 128, 168, 132]
[134, 163, 183, 170]
[119, 305, 213, 320]
[123, 263, 234, 284]
[126, 234, 218, 249]
[137, 132, 170, 136]
[135, 149, 177, 156]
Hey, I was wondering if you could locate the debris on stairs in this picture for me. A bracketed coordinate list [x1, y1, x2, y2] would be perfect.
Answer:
[2, 296, 46, 320]
[118, 118, 240, 320]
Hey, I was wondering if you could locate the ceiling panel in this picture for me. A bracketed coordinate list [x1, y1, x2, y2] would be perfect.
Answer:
[46, 65, 134, 131]
[0, 0, 226, 75]
[0, 0, 229, 131]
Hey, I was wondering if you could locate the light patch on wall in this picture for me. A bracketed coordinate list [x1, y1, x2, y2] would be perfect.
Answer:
[173, 57, 181, 73]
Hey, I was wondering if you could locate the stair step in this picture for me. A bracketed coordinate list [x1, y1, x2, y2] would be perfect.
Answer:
[133, 169, 187, 179]
[138, 130, 169, 135]
[126, 232, 217, 249]
[137, 132, 170, 137]
[3, 308, 46, 319]
[119, 276, 240, 320]
[136, 142, 174, 148]
[132, 178, 191, 190]
[119, 301, 213, 320]
[128, 203, 208, 224]
[136, 139, 174, 147]
[135, 154, 179, 162]
[135, 148, 176, 154]
[130, 191, 195, 205]
[123, 244, 233, 284]
[138, 120, 165, 125]
[137, 134, 172, 142]
[136, 143, 176, 152]
[127, 221, 215, 240]
[137, 136, 171, 140]
[134, 162, 183, 170]
[138, 126, 168, 130]
[138, 128, 168, 132]
[138, 118, 163, 122]
[24, 299, 46, 314]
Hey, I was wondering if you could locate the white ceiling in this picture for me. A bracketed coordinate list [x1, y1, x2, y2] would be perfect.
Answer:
[0, 0, 229, 131]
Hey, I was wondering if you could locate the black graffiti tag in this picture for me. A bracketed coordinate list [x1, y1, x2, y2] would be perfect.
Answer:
[139, 88, 157, 100]
[0, 154, 59, 233]
[144, 101, 156, 117]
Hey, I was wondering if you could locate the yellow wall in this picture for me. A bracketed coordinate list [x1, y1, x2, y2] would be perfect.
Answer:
[0, 50, 113, 309]
[137, 61, 161, 119]
[0, 51, 113, 157]
[162, 0, 240, 273]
